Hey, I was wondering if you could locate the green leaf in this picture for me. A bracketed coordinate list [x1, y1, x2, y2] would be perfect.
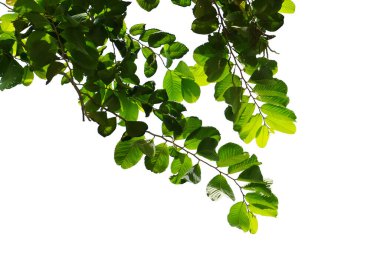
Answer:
[204, 57, 229, 82]
[181, 78, 200, 103]
[0, 55, 23, 91]
[161, 42, 189, 59]
[237, 166, 263, 183]
[136, 139, 155, 158]
[145, 143, 170, 173]
[143, 52, 157, 78]
[246, 192, 279, 217]
[136, 0, 160, 11]
[233, 102, 256, 132]
[217, 143, 249, 167]
[184, 163, 201, 184]
[227, 202, 250, 232]
[189, 64, 209, 86]
[25, 31, 58, 69]
[256, 125, 270, 148]
[239, 114, 262, 144]
[214, 74, 241, 101]
[114, 137, 144, 169]
[266, 116, 296, 134]
[197, 137, 219, 161]
[175, 116, 202, 140]
[171, 153, 192, 174]
[163, 70, 183, 102]
[253, 79, 288, 96]
[170, 154, 193, 184]
[279, 0, 296, 14]
[14, 0, 44, 14]
[148, 32, 176, 48]
[228, 155, 261, 174]
[22, 66, 34, 86]
[191, 16, 219, 34]
[171, 0, 191, 7]
[185, 126, 220, 150]
[261, 103, 297, 121]
[98, 117, 117, 137]
[125, 121, 149, 137]
[130, 23, 146, 36]
[206, 175, 235, 201]
[46, 62, 66, 84]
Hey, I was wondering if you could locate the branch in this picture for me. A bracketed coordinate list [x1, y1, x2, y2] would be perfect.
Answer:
[48, 18, 88, 121]
[0, 2, 13, 11]
[80, 91, 250, 209]
[213, 1, 270, 129]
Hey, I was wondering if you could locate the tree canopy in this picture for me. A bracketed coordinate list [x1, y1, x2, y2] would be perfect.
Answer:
[0, 0, 296, 234]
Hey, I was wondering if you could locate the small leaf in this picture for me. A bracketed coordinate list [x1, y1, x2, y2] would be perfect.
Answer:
[130, 23, 146, 36]
[98, 117, 117, 137]
[279, 0, 296, 14]
[21, 66, 34, 86]
[170, 154, 193, 184]
[145, 143, 170, 173]
[256, 125, 270, 148]
[206, 175, 235, 201]
[148, 32, 176, 48]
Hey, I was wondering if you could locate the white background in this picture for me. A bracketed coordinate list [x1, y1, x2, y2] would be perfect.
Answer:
[1, 0, 380, 252]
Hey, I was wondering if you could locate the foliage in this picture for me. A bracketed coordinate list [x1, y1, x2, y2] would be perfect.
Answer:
[0, 0, 296, 235]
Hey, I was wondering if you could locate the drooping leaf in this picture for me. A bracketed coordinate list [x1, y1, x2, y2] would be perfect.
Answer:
[125, 121, 149, 137]
[206, 175, 235, 201]
[181, 78, 200, 103]
[136, 139, 156, 158]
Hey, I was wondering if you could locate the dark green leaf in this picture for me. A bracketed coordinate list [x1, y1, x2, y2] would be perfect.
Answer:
[148, 32, 176, 48]
[125, 121, 149, 137]
[185, 126, 220, 150]
[130, 23, 146, 36]
[197, 137, 219, 161]
[0, 55, 23, 91]
[228, 155, 261, 174]
[237, 166, 263, 183]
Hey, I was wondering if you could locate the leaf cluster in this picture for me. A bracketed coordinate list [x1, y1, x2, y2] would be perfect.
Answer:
[0, 0, 295, 235]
